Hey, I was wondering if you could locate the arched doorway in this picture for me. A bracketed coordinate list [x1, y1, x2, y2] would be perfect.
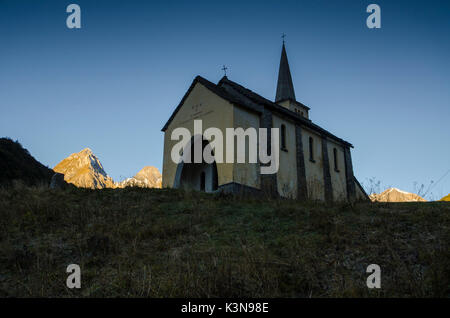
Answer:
[173, 135, 218, 192]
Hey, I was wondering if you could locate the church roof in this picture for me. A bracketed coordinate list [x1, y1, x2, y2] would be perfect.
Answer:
[275, 43, 296, 103]
[161, 75, 353, 148]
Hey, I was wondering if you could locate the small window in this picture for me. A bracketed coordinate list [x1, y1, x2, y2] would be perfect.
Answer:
[281, 124, 287, 150]
[200, 171, 206, 191]
[333, 148, 339, 172]
[309, 137, 314, 162]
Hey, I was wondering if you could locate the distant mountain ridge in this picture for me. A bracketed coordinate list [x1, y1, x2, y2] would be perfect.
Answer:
[54, 148, 115, 189]
[54, 148, 161, 189]
[119, 166, 162, 188]
[0, 137, 54, 186]
[370, 188, 427, 202]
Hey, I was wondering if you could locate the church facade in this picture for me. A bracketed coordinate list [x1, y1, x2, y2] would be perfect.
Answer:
[161, 44, 368, 202]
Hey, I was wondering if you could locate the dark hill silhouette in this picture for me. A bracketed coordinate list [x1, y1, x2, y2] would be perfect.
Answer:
[0, 137, 54, 186]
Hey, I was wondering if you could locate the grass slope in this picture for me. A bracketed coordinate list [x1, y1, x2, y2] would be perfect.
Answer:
[441, 194, 450, 201]
[0, 185, 449, 297]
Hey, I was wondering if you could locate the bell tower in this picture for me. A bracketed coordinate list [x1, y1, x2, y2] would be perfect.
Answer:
[275, 41, 310, 119]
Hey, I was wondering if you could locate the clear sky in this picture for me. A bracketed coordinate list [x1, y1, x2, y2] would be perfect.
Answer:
[1, 0, 449, 199]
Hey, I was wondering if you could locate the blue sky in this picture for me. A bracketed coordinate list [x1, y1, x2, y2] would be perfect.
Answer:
[1, 0, 449, 199]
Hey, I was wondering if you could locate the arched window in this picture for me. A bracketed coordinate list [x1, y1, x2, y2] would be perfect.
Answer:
[281, 124, 287, 150]
[333, 148, 339, 172]
[309, 137, 314, 162]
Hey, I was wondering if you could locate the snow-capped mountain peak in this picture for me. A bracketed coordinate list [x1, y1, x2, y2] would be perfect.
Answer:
[370, 187, 426, 202]
[54, 148, 161, 189]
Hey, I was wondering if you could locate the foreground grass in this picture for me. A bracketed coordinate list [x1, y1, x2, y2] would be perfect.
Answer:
[0, 185, 449, 297]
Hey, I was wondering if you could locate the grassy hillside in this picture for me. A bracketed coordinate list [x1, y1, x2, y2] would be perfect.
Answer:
[0, 138, 54, 186]
[441, 194, 450, 201]
[0, 185, 449, 297]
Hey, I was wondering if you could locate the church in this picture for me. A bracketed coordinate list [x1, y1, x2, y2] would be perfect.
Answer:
[161, 43, 368, 202]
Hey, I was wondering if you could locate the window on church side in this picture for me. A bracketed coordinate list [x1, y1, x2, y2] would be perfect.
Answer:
[281, 124, 287, 151]
[333, 148, 339, 172]
[309, 137, 314, 162]
[200, 171, 206, 191]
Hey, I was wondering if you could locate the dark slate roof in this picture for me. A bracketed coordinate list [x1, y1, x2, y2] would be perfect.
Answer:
[161, 75, 353, 148]
[275, 43, 296, 103]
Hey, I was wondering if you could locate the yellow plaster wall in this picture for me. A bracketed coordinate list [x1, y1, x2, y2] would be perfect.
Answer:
[302, 128, 325, 201]
[272, 115, 298, 198]
[162, 82, 235, 188]
[232, 106, 261, 189]
[327, 139, 348, 201]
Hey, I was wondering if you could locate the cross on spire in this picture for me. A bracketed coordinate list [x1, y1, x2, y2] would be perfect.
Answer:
[221, 65, 228, 76]
[281, 33, 286, 44]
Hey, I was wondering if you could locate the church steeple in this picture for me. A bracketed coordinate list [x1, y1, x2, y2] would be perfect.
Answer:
[275, 42, 296, 103]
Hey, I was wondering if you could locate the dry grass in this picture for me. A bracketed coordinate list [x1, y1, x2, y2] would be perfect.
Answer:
[0, 184, 449, 297]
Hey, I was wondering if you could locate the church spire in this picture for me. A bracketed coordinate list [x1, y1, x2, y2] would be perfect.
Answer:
[275, 42, 296, 103]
